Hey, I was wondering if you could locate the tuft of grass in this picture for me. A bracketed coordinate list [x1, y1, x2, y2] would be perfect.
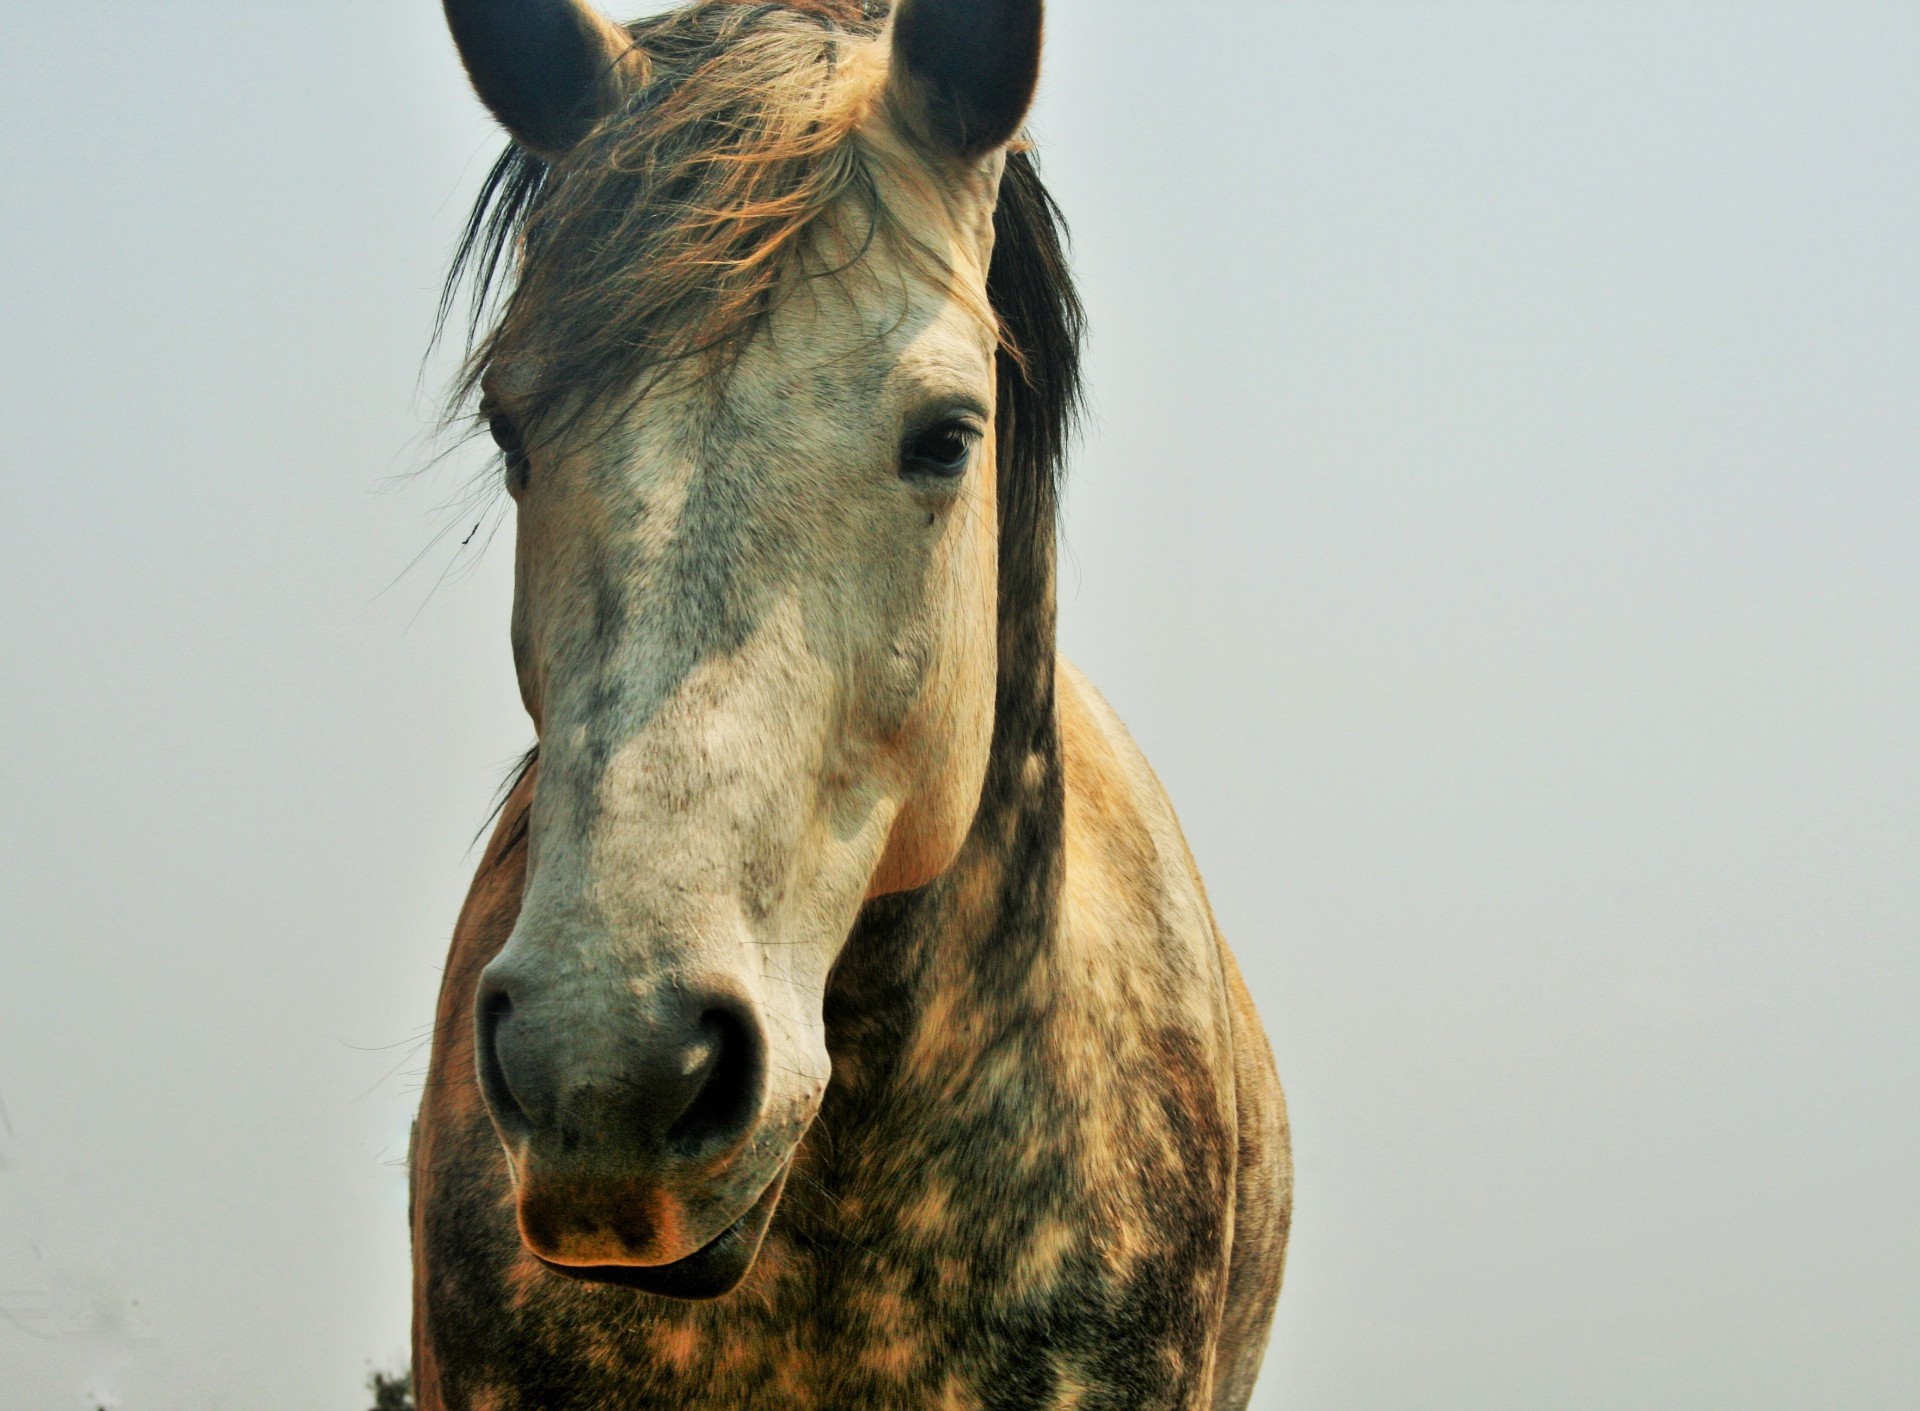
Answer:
[368, 1368, 414, 1411]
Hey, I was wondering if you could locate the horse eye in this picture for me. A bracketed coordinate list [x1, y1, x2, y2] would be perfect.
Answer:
[488, 412, 530, 489]
[901, 421, 978, 479]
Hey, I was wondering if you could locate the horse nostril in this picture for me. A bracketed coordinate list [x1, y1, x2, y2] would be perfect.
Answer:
[664, 1005, 764, 1161]
[476, 982, 534, 1143]
[475, 971, 767, 1169]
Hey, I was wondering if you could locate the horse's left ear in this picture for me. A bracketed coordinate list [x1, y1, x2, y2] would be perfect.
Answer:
[442, 0, 641, 160]
[887, 0, 1044, 163]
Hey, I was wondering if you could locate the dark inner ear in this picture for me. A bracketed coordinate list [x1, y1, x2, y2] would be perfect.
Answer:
[892, 0, 1043, 161]
[443, 0, 634, 157]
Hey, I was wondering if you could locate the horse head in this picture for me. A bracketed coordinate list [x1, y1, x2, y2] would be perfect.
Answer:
[440, 0, 1044, 1299]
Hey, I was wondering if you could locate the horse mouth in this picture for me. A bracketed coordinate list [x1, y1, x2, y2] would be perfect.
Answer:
[532, 1162, 789, 1300]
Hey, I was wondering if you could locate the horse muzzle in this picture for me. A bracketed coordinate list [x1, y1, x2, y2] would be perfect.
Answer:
[474, 959, 796, 1298]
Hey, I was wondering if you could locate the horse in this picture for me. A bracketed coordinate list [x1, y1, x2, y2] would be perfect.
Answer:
[408, 1, 1291, 1406]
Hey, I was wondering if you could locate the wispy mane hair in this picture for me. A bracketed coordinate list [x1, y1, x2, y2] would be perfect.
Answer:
[440, 0, 1083, 532]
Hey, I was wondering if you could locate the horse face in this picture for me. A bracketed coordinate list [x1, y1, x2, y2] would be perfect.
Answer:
[443, 0, 1041, 1298]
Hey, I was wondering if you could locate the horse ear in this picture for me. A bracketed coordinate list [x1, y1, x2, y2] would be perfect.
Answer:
[887, 0, 1044, 162]
[442, 0, 640, 159]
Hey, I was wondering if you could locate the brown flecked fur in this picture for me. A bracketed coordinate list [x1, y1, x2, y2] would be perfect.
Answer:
[414, 657, 1291, 1410]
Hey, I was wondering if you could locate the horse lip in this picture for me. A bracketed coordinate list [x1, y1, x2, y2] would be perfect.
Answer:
[532, 1162, 789, 1301]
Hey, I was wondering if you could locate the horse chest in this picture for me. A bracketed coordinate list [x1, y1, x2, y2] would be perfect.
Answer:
[430, 1080, 1237, 1411]
[466, 1240, 1229, 1410]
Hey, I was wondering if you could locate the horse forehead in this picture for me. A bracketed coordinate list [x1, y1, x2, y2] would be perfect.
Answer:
[739, 160, 1002, 406]
[778, 241, 995, 370]
[677, 293, 994, 456]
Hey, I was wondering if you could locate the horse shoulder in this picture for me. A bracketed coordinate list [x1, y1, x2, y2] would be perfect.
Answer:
[1054, 659, 1292, 1409]
[1055, 655, 1233, 1040]
[1210, 938, 1292, 1409]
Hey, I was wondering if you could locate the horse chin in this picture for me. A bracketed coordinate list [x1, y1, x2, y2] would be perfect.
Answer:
[531, 1162, 790, 1301]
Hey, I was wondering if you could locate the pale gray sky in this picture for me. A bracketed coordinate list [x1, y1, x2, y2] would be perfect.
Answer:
[1, 3, 1915, 1408]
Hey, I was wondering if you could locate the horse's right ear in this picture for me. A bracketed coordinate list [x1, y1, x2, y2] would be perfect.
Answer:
[887, 0, 1044, 163]
[442, 0, 641, 160]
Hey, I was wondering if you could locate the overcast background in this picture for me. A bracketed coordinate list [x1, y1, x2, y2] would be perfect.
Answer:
[2, 2, 1916, 1408]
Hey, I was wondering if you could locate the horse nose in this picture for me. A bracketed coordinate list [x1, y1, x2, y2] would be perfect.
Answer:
[475, 965, 766, 1168]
